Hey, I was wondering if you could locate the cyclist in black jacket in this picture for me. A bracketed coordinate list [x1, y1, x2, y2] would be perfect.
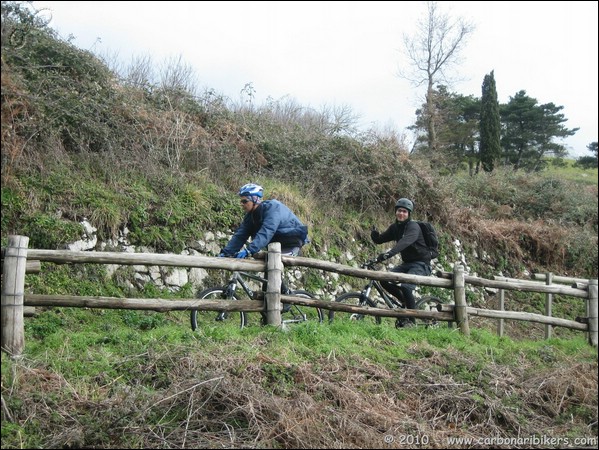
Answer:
[370, 198, 432, 327]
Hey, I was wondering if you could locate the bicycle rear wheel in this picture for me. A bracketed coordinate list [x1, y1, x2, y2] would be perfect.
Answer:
[190, 287, 247, 331]
[415, 295, 444, 328]
[283, 290, 324, 324]
[329, 292, 382, 325]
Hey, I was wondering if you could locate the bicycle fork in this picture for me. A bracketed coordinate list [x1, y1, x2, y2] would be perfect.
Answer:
[216, 280, 239, 321]
[349, 285, 373, 320]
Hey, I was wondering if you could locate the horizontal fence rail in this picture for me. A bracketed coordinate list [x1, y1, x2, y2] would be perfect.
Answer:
[436, 304, 588, 331]
[532, 273, 590, 285]
[2, 235, 598, 356]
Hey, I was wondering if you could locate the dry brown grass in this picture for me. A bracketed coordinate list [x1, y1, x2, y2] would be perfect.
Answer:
[2, 346, 596, 449]
[450, 211, 575, 270]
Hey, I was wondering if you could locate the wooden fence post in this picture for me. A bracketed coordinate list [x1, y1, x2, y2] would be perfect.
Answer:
[588, 279, 598, 347]
[265, 242, 282, 326]
[1, 235, 29, 356]
[545, 272, 553, 339]
[497, 289, 505, 337]
[453, 263, 470, 335]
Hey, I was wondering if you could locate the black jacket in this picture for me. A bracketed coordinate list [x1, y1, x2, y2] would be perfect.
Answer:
[372, 219, 430, 263]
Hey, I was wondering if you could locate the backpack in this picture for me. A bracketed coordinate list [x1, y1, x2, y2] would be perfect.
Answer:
[416, 221, 439, 260]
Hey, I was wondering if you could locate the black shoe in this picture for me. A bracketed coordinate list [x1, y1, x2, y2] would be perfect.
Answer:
[395, 318, 415, 328]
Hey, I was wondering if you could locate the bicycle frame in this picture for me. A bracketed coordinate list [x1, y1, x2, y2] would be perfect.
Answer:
[225, 271, 292, 299]
[192, 268, 323, 330]
[216, 271, 263, 321]
[357, 259, 406, 310]
[331, 258, 444, 328]
[360, 278, 405, 310]
[224, 271, 263, 299]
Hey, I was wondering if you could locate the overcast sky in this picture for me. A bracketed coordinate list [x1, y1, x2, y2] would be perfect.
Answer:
[33, 1, 598, 157]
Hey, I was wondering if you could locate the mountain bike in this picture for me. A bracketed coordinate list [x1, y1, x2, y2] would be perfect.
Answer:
[191, 270, 324, 330]
[328, 258, 444, 328]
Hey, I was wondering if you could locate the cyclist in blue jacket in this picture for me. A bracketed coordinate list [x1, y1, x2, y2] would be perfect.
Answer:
[220, 183, 309, 258]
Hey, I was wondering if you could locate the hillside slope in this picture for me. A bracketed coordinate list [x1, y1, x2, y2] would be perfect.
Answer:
[2, 317, 597, 449]
[2, 1, 597, 281]
[1, 3, 598, 448]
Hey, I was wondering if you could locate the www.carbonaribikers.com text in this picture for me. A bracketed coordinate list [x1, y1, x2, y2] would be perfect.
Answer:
[445, 435, 597, 447]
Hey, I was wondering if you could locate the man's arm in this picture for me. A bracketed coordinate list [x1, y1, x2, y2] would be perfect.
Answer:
[385, 221, 419, 258]
[222, 216, 252, 255]
[247, 203, 281, 254]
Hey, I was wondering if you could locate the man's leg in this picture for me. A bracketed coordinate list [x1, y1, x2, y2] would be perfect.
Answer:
[380, 281, 405, 305]
[280, 246, 301, 313]
[281, 246, 301, 257]
[399, 285, 416, 310]
[385, 263, 416, 309]
[392, 262, 431, 326]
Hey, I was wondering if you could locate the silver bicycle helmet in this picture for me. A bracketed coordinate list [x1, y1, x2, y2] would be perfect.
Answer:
[238, 183, 264, 198]
[395, 198, 413, 212]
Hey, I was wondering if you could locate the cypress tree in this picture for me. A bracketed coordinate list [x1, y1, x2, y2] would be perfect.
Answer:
[480, 71, 501, 172]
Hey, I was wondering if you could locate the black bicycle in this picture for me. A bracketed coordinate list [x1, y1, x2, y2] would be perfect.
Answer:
[191, 270, 324, 330]
[329, 258, 444, 328]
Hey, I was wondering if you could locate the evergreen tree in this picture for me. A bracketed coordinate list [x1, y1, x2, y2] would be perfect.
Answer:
[501, 91, 578, 171]
[479, 71, 501, 172]
[410, 86, 480, 173]
[575, 141, 598, 169]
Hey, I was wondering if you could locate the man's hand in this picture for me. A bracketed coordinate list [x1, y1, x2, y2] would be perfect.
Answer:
[370, 227, 380, 241]
[235, 249, 249, 259]
[376, 252, 388, 263]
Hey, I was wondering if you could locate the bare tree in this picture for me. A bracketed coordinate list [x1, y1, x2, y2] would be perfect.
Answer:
[159, 54, 198, 96]
[126, 53, 154, 89]
[400, 2, 474, 156]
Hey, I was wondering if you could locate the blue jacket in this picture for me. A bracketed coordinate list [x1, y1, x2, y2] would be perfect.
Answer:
[222, 200, 309, 255]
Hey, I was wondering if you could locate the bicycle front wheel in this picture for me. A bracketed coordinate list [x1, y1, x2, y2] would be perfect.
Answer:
[329, 292, 382, 325]
[190, 287, 247, 331]
[283, 290, 324, 324]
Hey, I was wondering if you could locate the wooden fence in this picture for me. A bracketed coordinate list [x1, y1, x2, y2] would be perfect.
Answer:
[2, 235, 598, 356]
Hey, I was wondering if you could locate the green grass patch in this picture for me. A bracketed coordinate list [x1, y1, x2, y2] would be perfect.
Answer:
[544, 158, 598, 185]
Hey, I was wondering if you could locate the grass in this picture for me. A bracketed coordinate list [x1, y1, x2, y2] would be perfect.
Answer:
[15, 307, 599, 371]
[2, 307, 597, 449]
[544, 158, 598, 185]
